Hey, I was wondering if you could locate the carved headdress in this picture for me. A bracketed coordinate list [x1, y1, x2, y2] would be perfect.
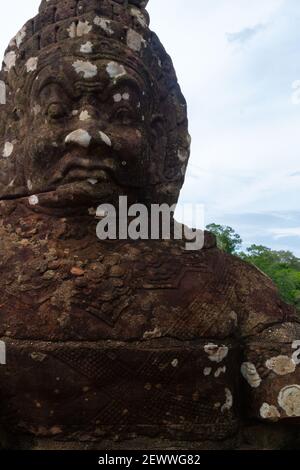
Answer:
[0, 0, 190, 206]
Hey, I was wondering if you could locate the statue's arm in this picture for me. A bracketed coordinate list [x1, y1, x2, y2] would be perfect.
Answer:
[241, 323, 300, 421]
[234, 256, 300, 421]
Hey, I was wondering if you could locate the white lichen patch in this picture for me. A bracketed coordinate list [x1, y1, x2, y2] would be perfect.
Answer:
[72, 60, 97, 79]
[203, 367, 212, 376]
[4, 51, 16, 72]
[126, 29, 146, 52]
[265, 355, 296, 376]
[178, 148, 189, 163]
[72, 110, 79, 116]
[2, 142, 14, 158]
[28, 195, 39, 206]
[87, 178, 98, 185]
[65, 129, 91, 148]
[99, 131, 111, 147]
[229, 310, 238, 326]
[88, 207, 96, 216]
[143, 327, 162, 339]
[67, 22, 77, 39]
[68, 21, 92, 38]
[130, 7, 147, 28]
[221, 388, 233, 413]
[93, 16, 114, 35]
[33, 104, 41, 116]
[113, 93, 122, 103]
[15, 25, 27, 48]
[215, 366, 226, 378]
[292, 340, 300, 365]
[26, 57, 38, 73]
[0, 81, 6, 105]
[27, 179, 33, 191]
[106, 62, 126, 80]
[260, 403, 281, 421]
[113, 92, 130, 102]
[278, 385, 300, 417]
[80, 41, 93, 53]
[241, 362, 262, 388]
[77, 21, 92, 36]
[204, 343, 228, 363]
[79, 110, 91, 121]
[171, 359, 178, 368]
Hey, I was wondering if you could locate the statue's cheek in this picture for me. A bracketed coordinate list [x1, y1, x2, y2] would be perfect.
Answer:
[111, 127, 146, 158]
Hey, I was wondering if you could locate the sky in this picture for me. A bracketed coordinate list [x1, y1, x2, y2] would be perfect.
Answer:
[1, 0, 300, 255]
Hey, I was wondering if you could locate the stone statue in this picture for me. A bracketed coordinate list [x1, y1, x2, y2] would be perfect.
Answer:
[0, 0, 300, 450]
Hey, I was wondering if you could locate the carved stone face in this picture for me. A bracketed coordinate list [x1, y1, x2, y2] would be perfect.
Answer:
[22, 56, 159, 207]
[0, 0, 190, 209]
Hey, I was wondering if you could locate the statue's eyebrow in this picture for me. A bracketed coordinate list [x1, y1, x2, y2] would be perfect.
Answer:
[74, 76, 144, 102]
[106, 76, 152, 109]
[35, 77, 72, 99]
[108, 76, 143, 95]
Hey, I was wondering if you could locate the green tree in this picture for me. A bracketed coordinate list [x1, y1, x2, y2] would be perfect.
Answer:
[240, 245, 300, 309]
[206, 223, 242, 254]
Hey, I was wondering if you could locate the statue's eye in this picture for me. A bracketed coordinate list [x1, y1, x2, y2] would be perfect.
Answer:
[47, 102, 67, 120]
[114, 107, 135, 125]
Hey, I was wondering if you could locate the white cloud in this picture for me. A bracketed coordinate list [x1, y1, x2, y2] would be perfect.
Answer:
[149, 0, 300, 251]
[291, 80, 300, 105]
[0, 1, 40, 59]
[270, 227, 300, 239]
[226, 24, 266, 44]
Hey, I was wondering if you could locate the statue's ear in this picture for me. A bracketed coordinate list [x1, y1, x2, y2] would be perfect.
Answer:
[149, 113, 168, 183]
[150, 113, 165, 142]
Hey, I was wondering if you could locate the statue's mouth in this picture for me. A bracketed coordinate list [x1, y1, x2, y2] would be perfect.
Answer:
[49, 155, 117, 186]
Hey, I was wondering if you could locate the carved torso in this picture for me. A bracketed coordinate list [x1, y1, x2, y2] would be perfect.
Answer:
[1, 199, 300, 448]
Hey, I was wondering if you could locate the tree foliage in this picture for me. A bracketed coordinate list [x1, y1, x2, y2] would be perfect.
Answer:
[206, 223, 242, 254]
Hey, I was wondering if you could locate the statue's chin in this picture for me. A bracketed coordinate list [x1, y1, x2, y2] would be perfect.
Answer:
[29, 180, 122, 213]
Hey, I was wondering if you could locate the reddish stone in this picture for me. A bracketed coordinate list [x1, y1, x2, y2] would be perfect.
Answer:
[0, 0, 300, 450]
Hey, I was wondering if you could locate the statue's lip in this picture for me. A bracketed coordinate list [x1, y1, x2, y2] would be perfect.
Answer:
[50, 156, 116, 185]
[51, 168, 111, 186]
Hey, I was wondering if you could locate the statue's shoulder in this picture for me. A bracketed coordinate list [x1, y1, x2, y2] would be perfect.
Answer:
[137, 236, 299, 339]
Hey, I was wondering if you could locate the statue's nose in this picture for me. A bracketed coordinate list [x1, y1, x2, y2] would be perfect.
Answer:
[65, 129, 92, 148]
[64, 128, 112, 149]
[65, 105, 111, 149]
